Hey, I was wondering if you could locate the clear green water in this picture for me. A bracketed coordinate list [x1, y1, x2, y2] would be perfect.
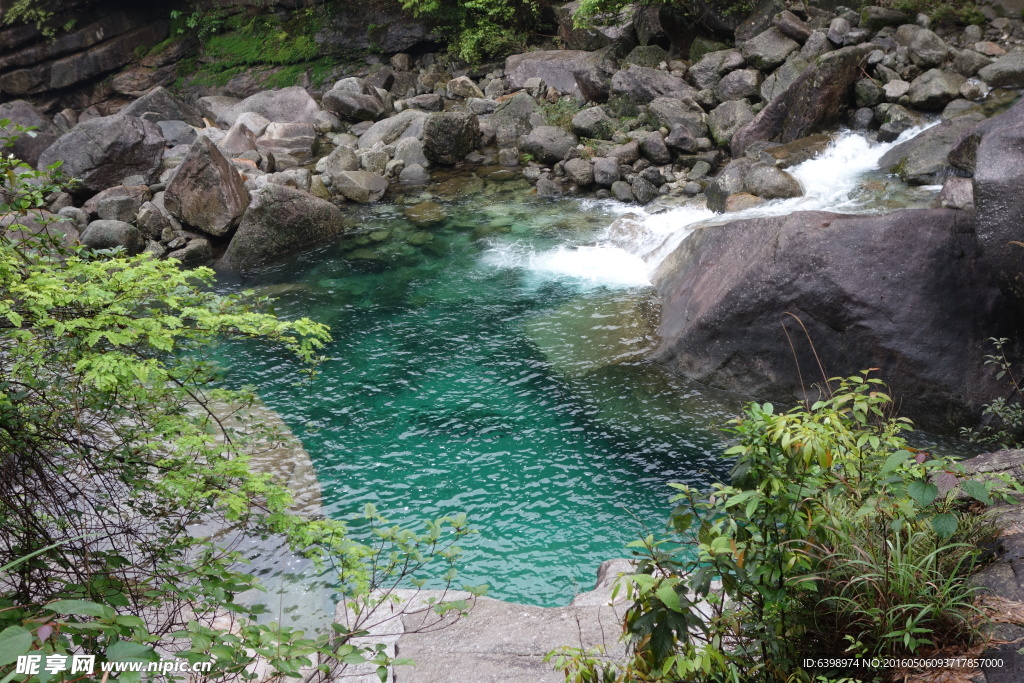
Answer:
[214, 175, 739, 607]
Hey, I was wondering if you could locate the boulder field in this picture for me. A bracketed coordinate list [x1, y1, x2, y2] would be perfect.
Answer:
[651, 95, 1024, 433]
[3, 2, 1023, 272]
[2, 2, 1024, 431]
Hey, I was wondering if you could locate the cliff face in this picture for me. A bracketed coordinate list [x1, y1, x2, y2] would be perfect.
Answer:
[0, 0, 435, 110]
[1, 1, 170, 107]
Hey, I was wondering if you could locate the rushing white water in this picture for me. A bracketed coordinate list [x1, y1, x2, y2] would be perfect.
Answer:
[488, 125, 940, 289]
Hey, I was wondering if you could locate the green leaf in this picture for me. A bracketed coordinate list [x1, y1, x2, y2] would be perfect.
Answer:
[656, 583, 683, 612]
[961, 479, 992, 505]
[0, 625, 33, 666]
[48, 599, 113, 619]
[106, 640, 159, 662]
[880, 450, 911, 476]
[907, 480, 938, 507]
[931, 512, 958, 539]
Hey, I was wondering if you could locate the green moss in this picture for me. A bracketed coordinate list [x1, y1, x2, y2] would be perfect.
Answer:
[884, 0, 985, 25]
[542, 98, 581, 131]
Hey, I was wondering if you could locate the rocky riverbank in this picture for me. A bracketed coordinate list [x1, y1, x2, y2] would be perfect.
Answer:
[3, 0, 1024, 428]
[0, 2, 1021, 268]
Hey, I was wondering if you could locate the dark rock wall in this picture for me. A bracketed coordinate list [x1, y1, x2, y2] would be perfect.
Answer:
[0, 0, 435, 108]
[652, 209, 1022, 433]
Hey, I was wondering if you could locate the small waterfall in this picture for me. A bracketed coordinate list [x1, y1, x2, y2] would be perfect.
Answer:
[500, 126, 938, 289]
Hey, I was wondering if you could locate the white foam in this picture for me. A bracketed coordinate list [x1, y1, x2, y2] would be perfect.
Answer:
[481, 241, 651, 289]
[487, 126, 937, 290]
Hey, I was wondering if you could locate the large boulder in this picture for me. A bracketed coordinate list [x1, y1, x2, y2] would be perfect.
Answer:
[422, 112, 479, 165]
[488, 93, 541, 148]
[37, 115, 164, 193]
[743, 162, 802, 199]
[164, 136, 250, 237]
[82, 184, 151, 221]
[572, 46, 623, 103]
[119, 86, 203, 127]
[878, 113, 986, 184]
[331, 171, 388, 202]
[706, 157, 754, 213]
[81, 219, 145, 255]
[505, 50, 590, 98]
[907, 28, 949, 69]
[255, 121, 317, 170]
[708, 100, 754, 150]
[571, 107, 614, 139]
[688, 49, 746, 90]
[221, 184, 347, 269]
[357, 108, 426, 149]
[223, 86, 320, 126]
[0, 100, 61, 167]
[731, 44, 871, 156]
[219, 112, 270, 157]
[715, 69, 762, 101]
[978, 52, 1024, 88]
[973, 98, 1024, 302]
[740, 28, 799, 70]
[907, 69, 965, 111]
[315, 145, 361, 177]
[610, 65, 697, 103]
[322, 79, 389, 122]
[652, 208, 1019, 432]
[523, 126, 578, 164]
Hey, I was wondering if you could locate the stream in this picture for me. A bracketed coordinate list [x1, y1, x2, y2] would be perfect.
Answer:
[213, 126, 972, 631]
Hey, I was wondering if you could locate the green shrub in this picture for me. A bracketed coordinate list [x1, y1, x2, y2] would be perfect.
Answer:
[0, 124, 484, 681]
[550, 373, 1020, 683]
[961, 337, 1024, 448]
[398, 0, 546, 63]
[882, 0, 985, 25]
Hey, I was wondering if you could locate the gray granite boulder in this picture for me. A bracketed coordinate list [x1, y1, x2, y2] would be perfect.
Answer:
[978, 52, 1024, 88]
[708, 100, 755, 150]
[907, 69, 966, 111]
[0, 100, 60, 167]
[422, 112, 479, 165]
[38, 115, 164, 193]
[731, 44, 871, 155]
[164, 136, 250, 237]
[741, 28, 799, 70]
[610, 65, 697, 103]
[81, 219, 144, 254]
[222, 184, 346, 269]
[878, 112, 985, 184]
[523, 126, 578, 164]
[652, 208, 1018, 433]
[571, 107, 614, 140]
[121, 87, 203, 127]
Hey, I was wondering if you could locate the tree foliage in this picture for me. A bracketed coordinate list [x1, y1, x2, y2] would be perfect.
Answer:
[0, 123, 483, 681]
